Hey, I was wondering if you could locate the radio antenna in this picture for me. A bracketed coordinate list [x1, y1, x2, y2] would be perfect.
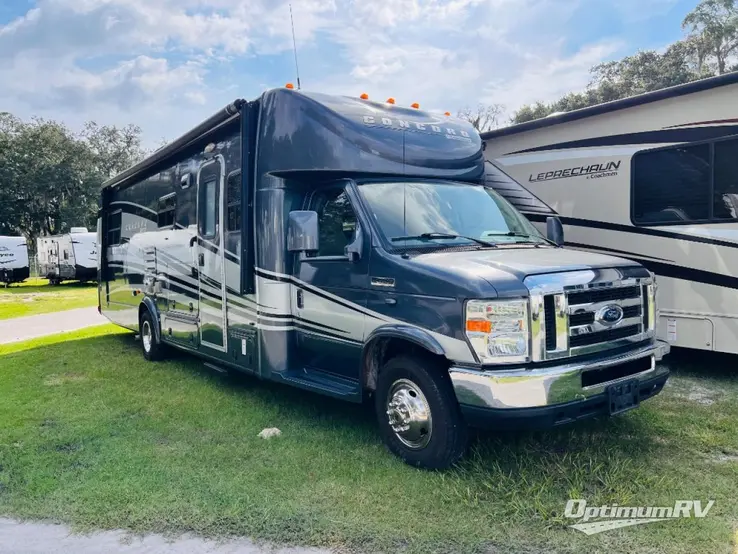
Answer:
[289, 4, 302, 90]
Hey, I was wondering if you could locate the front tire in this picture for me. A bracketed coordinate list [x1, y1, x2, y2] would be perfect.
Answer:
[140, 310, 164, 361]
[375, 354, 468, 470]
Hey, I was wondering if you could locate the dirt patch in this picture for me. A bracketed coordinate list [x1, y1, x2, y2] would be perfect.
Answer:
[43, 373, 87, 386]
[707, 450, 738, 464]
[668, 380, 722, 406]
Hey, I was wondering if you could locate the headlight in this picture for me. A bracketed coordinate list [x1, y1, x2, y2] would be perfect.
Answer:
[465, 299, 529, 363]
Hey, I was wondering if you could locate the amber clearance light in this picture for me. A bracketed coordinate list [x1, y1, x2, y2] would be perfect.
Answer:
[466, 320, 492, 333]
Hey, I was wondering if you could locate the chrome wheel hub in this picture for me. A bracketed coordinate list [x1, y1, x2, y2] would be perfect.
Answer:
[385, 378, 432, 449]
[142, 320, 152, 352]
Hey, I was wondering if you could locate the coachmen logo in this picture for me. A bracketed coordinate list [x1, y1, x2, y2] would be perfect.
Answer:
[596, 304, 624, 326]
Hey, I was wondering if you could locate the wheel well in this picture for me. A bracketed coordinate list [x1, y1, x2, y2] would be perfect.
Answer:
[362, 336, 447, 391]
[138, 302, 149, 325]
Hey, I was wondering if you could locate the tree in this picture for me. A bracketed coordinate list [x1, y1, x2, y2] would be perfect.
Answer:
[457, 103, 504, 132]
[683, 0, 738, 74]
[80, 122, 146, 178]
[0, 116, 146, 244]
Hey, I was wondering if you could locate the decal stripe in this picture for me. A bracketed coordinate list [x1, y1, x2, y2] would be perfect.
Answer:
[664, 118, 738, 129]
[525, 213, 738, 250]
[531, 224, 738, 290]
[255, 268, 386, 321]
[295, 325, 362, 345]
[564, 242, 674, 263]
[509, 125, 738, 155]
[627, 257, 738, 291]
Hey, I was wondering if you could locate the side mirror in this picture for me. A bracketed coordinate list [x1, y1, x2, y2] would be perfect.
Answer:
[344, 225, 364, 262]
[546, 216, 564, 246]
[287, 211, 319, 253]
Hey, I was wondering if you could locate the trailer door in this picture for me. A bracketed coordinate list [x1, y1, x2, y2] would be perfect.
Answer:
[196, 155, 228, 352]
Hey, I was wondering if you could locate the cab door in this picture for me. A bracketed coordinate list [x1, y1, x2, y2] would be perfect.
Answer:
[196, 155, 228, 352]
[292, 184, 369, 380]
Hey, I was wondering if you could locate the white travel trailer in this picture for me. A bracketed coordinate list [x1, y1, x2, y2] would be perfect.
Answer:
[0, 235, 30, 285]
[482, 72, 738, 354]
[37, 227, 98, 284]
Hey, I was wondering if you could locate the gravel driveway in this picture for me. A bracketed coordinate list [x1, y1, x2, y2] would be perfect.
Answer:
[0, 518, 331, 554]
[0, 307, 107, 345]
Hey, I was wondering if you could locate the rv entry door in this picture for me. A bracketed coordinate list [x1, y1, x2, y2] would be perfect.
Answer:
[196, 155, 228, 352]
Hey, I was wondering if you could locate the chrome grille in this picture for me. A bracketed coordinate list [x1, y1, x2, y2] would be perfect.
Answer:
[526, 268, 657, 362]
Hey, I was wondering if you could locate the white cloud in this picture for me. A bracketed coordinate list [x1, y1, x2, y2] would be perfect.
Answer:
[0, 0, 633, 141]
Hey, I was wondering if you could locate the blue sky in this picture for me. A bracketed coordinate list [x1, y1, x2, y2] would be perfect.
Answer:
[0, 0, 702, 146]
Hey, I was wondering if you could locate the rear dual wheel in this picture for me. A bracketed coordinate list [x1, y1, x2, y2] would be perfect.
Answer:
[375, 354, 468, 470]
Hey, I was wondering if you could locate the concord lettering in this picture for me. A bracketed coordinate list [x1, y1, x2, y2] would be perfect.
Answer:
[362, 116, 471, 137]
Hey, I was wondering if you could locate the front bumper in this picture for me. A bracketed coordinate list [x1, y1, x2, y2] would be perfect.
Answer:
[449, 340, 670, 428]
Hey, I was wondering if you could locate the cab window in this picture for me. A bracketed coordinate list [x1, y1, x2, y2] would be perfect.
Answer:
[310, 188, 357, 257]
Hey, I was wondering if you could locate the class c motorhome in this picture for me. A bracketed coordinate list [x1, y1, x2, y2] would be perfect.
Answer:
[0, 236, 30, 285]
[482, 72, 738, 355]
[37, 227, 98, 284]
[99, 87, 669, 469]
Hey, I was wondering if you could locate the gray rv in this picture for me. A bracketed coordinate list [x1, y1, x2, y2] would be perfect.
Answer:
[99, 88, 670, 469]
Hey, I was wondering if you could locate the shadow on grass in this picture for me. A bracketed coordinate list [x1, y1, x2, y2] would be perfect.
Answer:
[57, 333, 682, 474]
[661, 347, 738, 383]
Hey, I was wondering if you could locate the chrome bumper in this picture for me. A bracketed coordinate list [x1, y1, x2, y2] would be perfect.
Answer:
[450, 340, 670, 410]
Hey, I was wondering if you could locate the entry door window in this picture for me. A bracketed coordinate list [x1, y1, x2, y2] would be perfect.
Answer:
[200, 178, 218, 239]
[310, 188, 357, 257]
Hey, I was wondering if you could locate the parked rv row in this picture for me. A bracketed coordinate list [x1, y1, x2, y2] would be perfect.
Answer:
[0, 228, 98, 286]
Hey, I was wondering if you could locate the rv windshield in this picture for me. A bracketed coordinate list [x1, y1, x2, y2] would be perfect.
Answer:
[357, 180, 546, 248]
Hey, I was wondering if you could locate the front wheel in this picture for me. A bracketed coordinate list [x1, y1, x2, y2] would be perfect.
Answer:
[140, 310, 165, 361]
[375, 354, 468, 470]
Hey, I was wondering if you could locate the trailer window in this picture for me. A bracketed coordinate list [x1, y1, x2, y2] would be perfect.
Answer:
[633, 144, 710, 224]
[158, 193, 176, 229]
[200, 178, 217, 239]
[310, 188, 357, 257]
[226, 171, 241, 232]
[713, 138, 738, 221]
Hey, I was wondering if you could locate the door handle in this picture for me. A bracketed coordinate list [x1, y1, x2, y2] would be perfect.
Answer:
[198, 253, 205, 267]
[296, 289, 304, 309]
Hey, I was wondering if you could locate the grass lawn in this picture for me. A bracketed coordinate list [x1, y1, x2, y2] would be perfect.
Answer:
[0, 279, 98, 320]
[1, 327, 737, 553]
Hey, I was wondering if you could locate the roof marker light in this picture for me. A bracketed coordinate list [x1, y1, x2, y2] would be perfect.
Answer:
[411, 102, 420, 109]
[386, 97, 396, 104]
[285, 83, 295, 89]
[360, 93, 369, 100]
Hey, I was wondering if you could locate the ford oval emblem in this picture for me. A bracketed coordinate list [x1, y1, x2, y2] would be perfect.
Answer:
[596, 304, 624, 326]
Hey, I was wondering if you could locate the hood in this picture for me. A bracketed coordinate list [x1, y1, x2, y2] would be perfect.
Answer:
[404, 246, 639, 298]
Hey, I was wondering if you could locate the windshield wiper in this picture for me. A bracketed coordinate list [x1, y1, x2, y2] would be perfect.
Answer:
[482, 232, 557, 247]
[391, 232, 497, 248]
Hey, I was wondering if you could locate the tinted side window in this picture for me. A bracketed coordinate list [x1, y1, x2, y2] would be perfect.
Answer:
[713, 138, 738, 221]
[108, 210, 122, 245]
[633, 144, 710, 224]
[226, 171, 241, 232]
[200, 179, 217, 238]
[158, 194, 176, 229]
[311, 188, 357, 257]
